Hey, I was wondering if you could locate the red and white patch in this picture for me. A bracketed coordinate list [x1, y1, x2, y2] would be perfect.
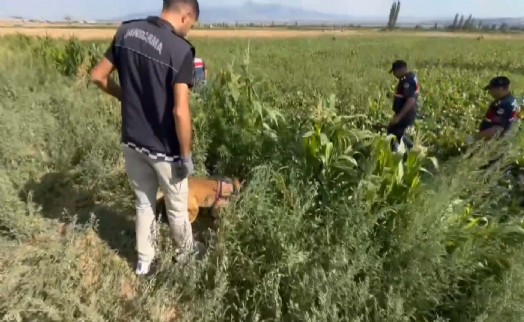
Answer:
[194, 57, 205, 69]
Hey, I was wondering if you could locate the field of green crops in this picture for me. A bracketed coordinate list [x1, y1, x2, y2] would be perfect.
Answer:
[2, 33, 524, 321]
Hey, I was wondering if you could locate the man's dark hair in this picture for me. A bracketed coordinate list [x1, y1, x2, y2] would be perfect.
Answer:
[163, 0, 200, 19]
[389, 59, 407, 73]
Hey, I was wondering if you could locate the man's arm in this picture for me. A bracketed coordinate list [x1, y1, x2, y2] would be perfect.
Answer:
[479, 102, 515, 139]
[173, 51, 195, 158]
[394, 97, 416, 123]
[90, 37, 122, 101]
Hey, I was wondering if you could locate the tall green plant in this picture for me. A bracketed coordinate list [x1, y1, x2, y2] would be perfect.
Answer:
[197, 49, 284, 179]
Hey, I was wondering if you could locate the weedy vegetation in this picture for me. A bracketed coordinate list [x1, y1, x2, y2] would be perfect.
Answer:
[1, 34, 524, 321]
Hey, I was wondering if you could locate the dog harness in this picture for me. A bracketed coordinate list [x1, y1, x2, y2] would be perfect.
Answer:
[212, 178, 239, 209]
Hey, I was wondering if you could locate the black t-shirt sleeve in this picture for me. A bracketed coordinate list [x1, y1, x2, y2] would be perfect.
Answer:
[174, 51, 195, 88]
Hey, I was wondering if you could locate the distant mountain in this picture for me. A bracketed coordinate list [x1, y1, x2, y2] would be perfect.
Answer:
[2, 1, 523, 27]
[113, 2, 383, 24]
[111, 3, 524, 27]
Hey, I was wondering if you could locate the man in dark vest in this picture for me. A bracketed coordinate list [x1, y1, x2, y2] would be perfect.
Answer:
[465, 76, 521, 170]
[387, 60, 420, 153]
[90, 0, 202, 276]
[478, 76, 520, 139]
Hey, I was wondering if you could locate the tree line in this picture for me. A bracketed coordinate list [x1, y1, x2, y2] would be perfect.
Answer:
[449, 13, 512, 32]
[385, 2, 516, 32]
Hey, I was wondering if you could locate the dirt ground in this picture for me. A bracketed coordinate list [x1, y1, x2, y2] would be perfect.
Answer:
[0, 22, 522, 40]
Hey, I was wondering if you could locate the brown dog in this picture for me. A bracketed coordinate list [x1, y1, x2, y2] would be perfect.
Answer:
[155, 176, 241, 223]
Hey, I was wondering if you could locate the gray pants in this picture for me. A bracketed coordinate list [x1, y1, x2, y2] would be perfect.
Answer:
[122, 145, 193, 263]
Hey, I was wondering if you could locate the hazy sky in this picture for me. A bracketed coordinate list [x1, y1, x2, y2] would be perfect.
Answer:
[0, 0, 522, 20]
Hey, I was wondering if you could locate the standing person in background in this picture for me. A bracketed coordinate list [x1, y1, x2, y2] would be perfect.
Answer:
[387, 59, 420, 153]
[193, 56, 207, 88]
[89, 0, 202, 276]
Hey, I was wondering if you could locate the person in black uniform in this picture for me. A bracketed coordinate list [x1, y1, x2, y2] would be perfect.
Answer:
[478, 76, 520, 139]
[90, 0, 202, 276]
[467, 76, 521, 170]
[387, 60, 420, 152]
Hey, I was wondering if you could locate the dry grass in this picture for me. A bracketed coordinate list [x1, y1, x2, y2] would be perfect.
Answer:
[0, 26, 363, 39]
[0, 223, 180, 322]
[0, 27, 117, 39]
[1, 21, 523, 40]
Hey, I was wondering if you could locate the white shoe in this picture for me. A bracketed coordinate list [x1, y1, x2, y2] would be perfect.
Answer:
[397, 140, 407, 154]
[135, 260, 152, 276]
